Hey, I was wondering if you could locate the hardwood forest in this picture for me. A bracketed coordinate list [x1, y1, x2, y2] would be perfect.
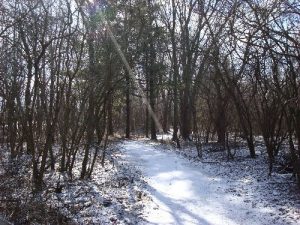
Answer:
[0, 0, 300, 224]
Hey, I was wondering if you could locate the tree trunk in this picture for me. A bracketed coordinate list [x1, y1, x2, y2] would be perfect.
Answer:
[125, 70, 131, 138]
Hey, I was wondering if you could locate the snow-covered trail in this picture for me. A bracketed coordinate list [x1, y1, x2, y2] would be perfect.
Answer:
[120, 140, 284, 225]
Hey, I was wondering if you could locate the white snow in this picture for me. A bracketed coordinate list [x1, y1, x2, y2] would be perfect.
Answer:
[120, 140, 300, 225]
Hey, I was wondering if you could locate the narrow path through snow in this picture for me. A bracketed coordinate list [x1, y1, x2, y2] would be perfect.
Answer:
[120, 140, 289, 225]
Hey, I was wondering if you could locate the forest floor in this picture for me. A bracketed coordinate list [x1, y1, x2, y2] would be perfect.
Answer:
[119, 138, 300, 225]
[0, 143, 148, 225]
[1, 137, 300, 225]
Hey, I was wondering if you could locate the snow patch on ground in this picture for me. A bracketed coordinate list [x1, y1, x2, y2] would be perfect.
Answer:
[43, 146, 148, 224]
[119, 140, 300, 225]
[0, 144, 148, 224]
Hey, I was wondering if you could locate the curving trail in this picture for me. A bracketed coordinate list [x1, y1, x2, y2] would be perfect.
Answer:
[120, 140, 287, 225]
